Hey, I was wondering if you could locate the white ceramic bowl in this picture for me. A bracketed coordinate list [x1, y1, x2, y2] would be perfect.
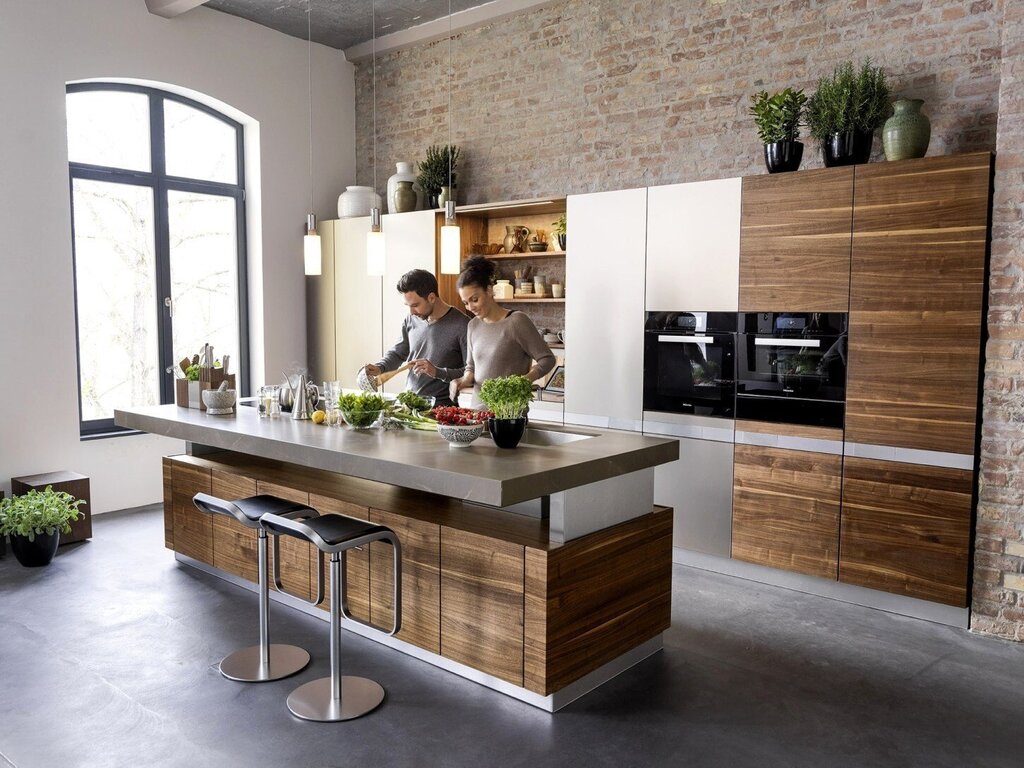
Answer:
[202, 389, 236, 415]
[437, 422, 484, 447]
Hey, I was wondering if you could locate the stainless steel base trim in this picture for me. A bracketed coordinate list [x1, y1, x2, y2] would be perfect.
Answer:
[176, 554, 663, 711]
[671, 548, 970, 628]
[734, 430, 844, 456]
[843, 442, 975, 470]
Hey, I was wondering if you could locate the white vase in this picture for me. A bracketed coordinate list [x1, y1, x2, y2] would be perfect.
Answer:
[386, 162, 422, 213]
[337, 186, 382, 218]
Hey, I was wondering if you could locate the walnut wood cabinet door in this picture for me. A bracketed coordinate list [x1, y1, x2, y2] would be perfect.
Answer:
[845, 153, 992, 454]
[731, 444, 843, 579]
[170, 462, 212, 564]
[839, 457, 974, 606]
[440, 526, 525, 686]
[369, 509, 440, 653]
[162, 458, 174, 550]
[311, 494, 372, 621]
[256, 480, 311, 602]
[210, 470, 258, 583]
[739, 167, 854, 312]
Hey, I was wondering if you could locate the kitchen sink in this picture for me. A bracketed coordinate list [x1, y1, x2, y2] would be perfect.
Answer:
[519, 428, 594, 446]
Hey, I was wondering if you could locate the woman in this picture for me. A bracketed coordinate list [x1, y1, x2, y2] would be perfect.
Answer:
[449, 256, 556, 403]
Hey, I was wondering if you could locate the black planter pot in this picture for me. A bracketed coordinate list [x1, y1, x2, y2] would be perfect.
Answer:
[427, 192, 440, 209]
[822, 129, 874, 167]
[488, 417, 527, 449]
[763, 140, 804, 173]
[10, 531, 60, 567]
[556, 233, 566, 251]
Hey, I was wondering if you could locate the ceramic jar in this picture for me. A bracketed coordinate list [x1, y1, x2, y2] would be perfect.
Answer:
[394, 181, 417, 213]
[883, 99, 931, 162]
[386, 162, 421, 213]
[337, 186, 382, 218]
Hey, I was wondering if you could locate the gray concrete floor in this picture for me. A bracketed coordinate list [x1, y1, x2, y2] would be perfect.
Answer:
[1, 507, 1022, 768]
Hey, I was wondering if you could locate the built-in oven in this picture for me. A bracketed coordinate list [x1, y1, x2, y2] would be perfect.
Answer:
[643, 312, 737, 417]
[736, 312, 848, 428]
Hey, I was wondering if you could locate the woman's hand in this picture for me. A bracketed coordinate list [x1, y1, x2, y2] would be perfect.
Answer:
[449, 373, 473, 403]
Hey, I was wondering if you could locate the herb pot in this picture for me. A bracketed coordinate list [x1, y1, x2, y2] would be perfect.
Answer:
[10, 531, 60, 567]
[822, 129, 874, 167]
[488, 417, 527, 449]
[556, 233, 566, 251]
[763, 140, 804, 173]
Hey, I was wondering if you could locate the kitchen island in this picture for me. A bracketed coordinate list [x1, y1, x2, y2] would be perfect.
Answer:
[115, 404, 678, 710]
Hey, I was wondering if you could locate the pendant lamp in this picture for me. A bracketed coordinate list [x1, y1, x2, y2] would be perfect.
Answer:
[366, 0, 386, 276]
[439, 0, 461, 274]
[303, 0, 321, 276]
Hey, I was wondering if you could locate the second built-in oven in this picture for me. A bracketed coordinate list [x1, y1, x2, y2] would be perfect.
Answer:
[736, 312, 848, 428]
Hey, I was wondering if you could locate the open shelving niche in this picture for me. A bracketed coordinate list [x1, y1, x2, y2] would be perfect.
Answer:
[433, 197, 567, 409]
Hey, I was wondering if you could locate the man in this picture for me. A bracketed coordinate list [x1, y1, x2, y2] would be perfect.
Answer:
[363, 269, 469, 407]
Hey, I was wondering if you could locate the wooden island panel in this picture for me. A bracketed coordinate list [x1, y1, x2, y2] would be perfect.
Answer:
[310, 493, 371, 621]
[162, 458, 174, 549]
[169, 461, 212, 564]
[256, 480, 312, 602]
[209, 470, 258, 584]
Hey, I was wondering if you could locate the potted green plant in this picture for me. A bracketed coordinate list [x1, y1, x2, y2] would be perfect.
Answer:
[0, 485, 85, 567]
[417, 144, 460, 209]
[750, 87, 808, 173]
[806, 59, 892, 167]
[551, 213, 567, 250]
[478, 374, 534, 449]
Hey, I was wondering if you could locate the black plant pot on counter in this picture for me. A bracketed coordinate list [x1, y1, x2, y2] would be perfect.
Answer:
[763, 140, 804, 173]
[488, 417, 527, 449]
[9, 531, 60, 567]
[822, 129, 874, 167]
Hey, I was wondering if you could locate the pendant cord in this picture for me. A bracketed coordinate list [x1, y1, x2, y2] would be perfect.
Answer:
[307, 0, 314, 215]
[372, 0, 378, 195]
[447, 0, 452, 191]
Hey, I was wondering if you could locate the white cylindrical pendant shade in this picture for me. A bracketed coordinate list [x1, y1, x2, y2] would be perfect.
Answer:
[367, 230, 386, 276]
[303, 233, 322, 276]
[440, 223, 461, 275]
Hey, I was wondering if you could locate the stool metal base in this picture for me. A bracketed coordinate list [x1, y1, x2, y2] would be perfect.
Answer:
[287, 676, 385, 722]
[219, 644, 310, 683]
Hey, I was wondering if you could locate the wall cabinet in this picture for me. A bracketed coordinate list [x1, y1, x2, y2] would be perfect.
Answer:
[739, 167, 854, 312]
[646, 177, 741, 311]
[845, 153, 992, 455]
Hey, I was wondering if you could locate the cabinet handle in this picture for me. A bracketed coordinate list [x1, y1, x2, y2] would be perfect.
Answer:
[658, 335, 715, 344]
[754, 338, 821, 348]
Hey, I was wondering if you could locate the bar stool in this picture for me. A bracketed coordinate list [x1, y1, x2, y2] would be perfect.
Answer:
[260, 510, 402, 722]
[192, 493, 316, 683]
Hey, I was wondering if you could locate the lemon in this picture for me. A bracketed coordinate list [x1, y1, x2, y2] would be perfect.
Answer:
[311, 410, 326, 424]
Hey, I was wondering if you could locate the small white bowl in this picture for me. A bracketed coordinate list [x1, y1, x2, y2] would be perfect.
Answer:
[437, 422, 484, 447]
[202, 389, 236, 415]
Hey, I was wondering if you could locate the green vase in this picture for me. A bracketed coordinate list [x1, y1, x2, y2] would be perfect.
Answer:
[883, 99, 931, 161]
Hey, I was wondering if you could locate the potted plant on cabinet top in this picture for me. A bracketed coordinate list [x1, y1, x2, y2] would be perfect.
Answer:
[478, 374, 534, 449]
[551, 213, 567, 250]
[806, 59, 892, 167]
[750, 87, 808, 173]
[417, 144, 460, 209]
[0, 485, 85, 567]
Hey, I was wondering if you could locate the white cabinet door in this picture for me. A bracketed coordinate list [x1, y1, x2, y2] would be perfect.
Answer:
[380, 210, 438, 394]
[564, 188, 646, 431]
[646, 177, 741, 311]
[335, 217, 383, 389]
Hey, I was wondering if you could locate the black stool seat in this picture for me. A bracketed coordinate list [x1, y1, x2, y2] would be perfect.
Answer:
[261, 512, 392, 554]
[194, 492, 313, 529]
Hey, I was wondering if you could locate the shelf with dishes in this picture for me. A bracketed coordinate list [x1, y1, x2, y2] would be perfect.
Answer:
[478, 250, 566, 260]
[502, 297, 565, 303]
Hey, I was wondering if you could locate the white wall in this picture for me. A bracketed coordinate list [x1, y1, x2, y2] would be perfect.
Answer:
[0, 0, 355, 511]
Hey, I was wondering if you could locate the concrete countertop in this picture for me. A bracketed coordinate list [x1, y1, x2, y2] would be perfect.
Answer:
[115, 404, 678, 507]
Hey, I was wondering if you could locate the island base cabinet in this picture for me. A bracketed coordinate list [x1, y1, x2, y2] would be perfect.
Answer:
[310, 494, 371, 622]
[440, 527, 525, 686]
[731, 444, 843, 579]
[167, 460, 212, 564]
[839, 457, 973, 607]
[257, 481, 312, 602]
[210, 470, 258, 584]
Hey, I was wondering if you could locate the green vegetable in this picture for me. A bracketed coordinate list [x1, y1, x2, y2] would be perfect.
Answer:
[338, 392, 388, 428]
[387, 407, 438, 431]
[397, 391, 431, 412]
[478, 375, 533, 420]
[0, 486, 84, 542]
[185, 364, 201, 381]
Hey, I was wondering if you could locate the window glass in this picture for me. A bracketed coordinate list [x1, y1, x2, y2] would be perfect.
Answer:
[71, 178, 160, 421]
[66, 90, 150, 172]
[167, 190, 240, 365]
[164, 101, 237, 183]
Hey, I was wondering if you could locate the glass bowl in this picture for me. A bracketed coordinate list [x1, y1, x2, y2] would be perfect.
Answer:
[340, 408, 387, 430]
[437, 422, 484, 447]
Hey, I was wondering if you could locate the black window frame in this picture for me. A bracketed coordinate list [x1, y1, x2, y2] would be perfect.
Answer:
[67, 82, 250, 438]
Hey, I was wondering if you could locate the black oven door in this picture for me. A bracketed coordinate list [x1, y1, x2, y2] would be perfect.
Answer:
[644, 330, 735, 417]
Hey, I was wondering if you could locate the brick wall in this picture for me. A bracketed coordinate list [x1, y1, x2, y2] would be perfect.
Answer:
[353, 0, 1024, 639]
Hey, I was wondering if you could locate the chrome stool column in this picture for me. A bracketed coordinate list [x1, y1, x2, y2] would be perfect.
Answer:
[260, 511, 401, 722]
[192, 493, 315, 682]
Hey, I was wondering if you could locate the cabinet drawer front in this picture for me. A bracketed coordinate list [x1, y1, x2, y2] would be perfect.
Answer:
[257, 481, 311, 601]
[210, 470, 258, 583]
[731, 444, 842, 579]
[171, 463, 212, 564]
[310, 494, 371, 621]
[839, 457, 973, 606]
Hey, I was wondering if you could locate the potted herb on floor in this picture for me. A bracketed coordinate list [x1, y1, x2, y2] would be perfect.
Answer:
[806, 59, 891, 167]
[750, 87, 808, 173]
[0, 485, 85, 567]
[478, 374, 534, 449]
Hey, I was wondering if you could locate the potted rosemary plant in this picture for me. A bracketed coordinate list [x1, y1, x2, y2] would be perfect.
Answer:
[806, 60, 892, 166]
[478, 375, 534, 449]
[750, 87, 808, 173]
[0, 485, 85, 567]
[417, 144, 460, 209]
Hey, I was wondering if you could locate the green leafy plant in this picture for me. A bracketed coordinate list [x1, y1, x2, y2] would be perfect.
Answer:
[416, 144, 460, 197]
[185, 364, 201, 381]
[749, 88, 807, 144]
[337, 392, 388, 427]
[478, 375, 534, 420]
[0, 486, 84, 542]
[551, 214, 567, 236]
[396, 391, 431, 412]
[805, 59, 892, 140]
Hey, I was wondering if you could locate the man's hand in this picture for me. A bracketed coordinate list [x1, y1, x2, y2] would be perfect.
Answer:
[363, 363, 382, 378]
[410, 358, 438, 378]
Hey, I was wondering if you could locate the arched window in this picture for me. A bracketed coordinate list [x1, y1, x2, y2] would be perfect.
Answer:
[66, 83, 249, 436]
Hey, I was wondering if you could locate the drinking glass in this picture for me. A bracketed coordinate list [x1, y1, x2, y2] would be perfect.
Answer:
[323, 380, 342, 426]
[259, 385, 280, 418]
